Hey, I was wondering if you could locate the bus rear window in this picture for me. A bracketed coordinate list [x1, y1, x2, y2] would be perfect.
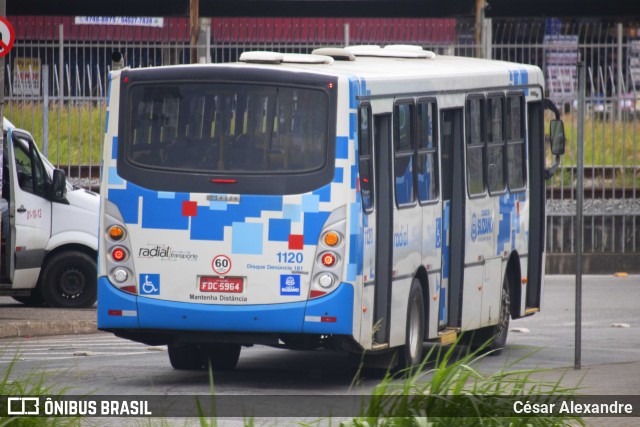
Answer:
[125, 83, 328, 174]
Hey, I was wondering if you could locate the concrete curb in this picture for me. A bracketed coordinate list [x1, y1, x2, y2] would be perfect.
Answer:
[0, 320, 98, 339]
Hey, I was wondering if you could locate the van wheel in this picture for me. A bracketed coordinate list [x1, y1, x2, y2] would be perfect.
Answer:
[12, 293, 45, 307]
[40, 251, 97, 308]
[397, 279, 425, 371]
[168, 343, 206, 370]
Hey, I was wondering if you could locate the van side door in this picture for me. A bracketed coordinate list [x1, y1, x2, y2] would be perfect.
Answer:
[7, 129, 52, 285]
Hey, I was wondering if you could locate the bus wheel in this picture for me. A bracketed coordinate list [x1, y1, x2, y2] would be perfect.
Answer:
[168, 343, 206, 370]
[203, 343, 241, 371]
[472, 275, 510, 355]
[397, 279, 425, 371]
[40, 251, 97, 308]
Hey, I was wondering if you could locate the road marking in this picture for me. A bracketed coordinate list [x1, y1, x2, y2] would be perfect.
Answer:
[0, 334, 166, 363]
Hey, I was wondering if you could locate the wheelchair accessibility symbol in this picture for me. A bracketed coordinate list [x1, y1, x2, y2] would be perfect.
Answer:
[140, 274, 160, 295]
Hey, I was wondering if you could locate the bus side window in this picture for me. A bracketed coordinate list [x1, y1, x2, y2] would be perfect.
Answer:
[486, 95, 506, 195]
[393, 101, 415, 207]
[466, 96, 486, 196]
[358, 104, 374, 213]
[506, 93, 527, 191]
[417, 100, 439, 203]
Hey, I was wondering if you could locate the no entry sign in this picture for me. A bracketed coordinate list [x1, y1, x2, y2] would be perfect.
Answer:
[0, 17, 15, 58]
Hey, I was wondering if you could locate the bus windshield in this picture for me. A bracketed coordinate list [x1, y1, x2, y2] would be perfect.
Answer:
[125, 83, 328, 174]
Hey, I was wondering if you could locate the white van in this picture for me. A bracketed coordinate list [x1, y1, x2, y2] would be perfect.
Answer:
[1, 118, 99, 308]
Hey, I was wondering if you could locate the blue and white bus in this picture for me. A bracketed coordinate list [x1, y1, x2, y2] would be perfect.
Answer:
[98, 46, 564, 370]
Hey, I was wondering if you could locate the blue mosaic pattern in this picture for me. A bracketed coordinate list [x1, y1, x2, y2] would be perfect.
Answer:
[497, 192, 526, 255]
[314, 184, 332, 202]
[509, 68, 530, 96]
[104, 76, 366, 276]
[107, 167, 125, 185]
[301, 194, 320, 213]
[232, 222, 263, 254]
[283, 204, 301, 222]
[303, 212, 331, 245]
[336, 136, 349, 159]
[111, 136, 118, 160]
[269, 218, 291, 242]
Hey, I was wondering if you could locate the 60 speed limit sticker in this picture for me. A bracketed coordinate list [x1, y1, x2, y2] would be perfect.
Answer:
[212, 255, 232, 275]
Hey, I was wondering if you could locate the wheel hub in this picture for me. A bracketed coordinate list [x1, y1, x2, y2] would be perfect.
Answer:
[58, 267, 85, 297]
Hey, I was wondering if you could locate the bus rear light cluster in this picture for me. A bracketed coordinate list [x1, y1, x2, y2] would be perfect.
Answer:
[309, 207, 347, 300]
[104, 201, 138, 295]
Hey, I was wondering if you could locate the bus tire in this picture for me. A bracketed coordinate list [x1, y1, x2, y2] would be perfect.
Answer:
[168, 343, 206, 370]
[471, 274, 510, 355]
[397, 279, 425, 371]
[203, 343, 241, 371]
[40, 251, 97, 308]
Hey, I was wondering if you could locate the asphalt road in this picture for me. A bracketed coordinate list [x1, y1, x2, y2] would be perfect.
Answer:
[1, 275, 639, 425]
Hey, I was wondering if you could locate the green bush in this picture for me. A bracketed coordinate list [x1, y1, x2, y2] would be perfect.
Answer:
[341, 340, 585, 427]
[0, 356, 81, 426]
[5, 102, 106, 166]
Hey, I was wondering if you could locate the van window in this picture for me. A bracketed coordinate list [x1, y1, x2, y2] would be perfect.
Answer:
[12, 134, 49, 198]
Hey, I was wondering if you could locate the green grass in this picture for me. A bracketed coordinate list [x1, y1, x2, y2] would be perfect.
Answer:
[5, 102, 106, 166]
[5, 103, 639, 189]
[559, 114, 640, 168]
[0, 340, 585, 426]
[341, 341, 585, 427]
[0, 356, 81, 426]
[182, 340, 584, 427]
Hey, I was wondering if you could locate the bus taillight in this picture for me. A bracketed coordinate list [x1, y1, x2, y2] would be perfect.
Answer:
[320, 252, 337, 267]
[112, 247, 127, 262]
[104, 201, 138, 295]
[309, 208, 347, 299]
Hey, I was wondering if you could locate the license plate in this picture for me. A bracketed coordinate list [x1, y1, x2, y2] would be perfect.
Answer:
[199, 276, 244, 293]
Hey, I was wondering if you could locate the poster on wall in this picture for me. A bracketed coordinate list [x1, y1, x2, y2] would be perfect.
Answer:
[629, 39, 640, 92]
[544, 34, 579, 104]
[74, 17, 164, 28]
[12, 57, 41, 97]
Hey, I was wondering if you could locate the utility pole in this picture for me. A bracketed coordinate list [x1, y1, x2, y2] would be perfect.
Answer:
[0, 0, 5, 266]
[475, 0, 486, 58]
[190, 0, 199, 64]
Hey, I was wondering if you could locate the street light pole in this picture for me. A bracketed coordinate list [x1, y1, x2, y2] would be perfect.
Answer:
[0, 0, 5, 267]
[575, 61, 586, 370]
[190, 0, 199, 64]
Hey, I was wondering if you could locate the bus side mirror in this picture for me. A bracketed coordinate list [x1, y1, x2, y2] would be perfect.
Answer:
[51, 168, 67, 201]
[550, 119, 565, 156]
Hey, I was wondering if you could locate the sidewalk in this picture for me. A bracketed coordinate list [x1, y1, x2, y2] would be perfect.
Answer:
[0, 297, 97, 338]
[531, 363, 640, 426]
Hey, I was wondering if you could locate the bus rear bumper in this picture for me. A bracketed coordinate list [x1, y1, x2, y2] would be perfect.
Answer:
[97, 276, 354, 336]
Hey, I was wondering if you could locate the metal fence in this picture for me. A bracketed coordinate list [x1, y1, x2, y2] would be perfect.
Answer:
[5, 16, 640, 271]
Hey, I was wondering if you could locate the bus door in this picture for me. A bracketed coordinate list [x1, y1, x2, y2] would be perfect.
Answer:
[372, 113, 393, 345]
[526, 100, 544, 310]
[439, 108, 465, 328]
